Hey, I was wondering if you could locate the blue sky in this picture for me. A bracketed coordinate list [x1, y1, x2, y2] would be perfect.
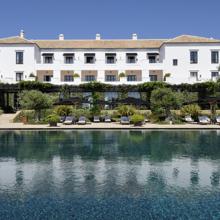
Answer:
[0, 0, 220, 40]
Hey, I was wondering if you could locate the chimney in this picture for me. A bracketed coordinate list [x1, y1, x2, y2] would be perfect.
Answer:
[132, 33, 138, 40]
[20, 30, 25, 38]
[96, 33, 101, 40]
[59, 34, 64, 40]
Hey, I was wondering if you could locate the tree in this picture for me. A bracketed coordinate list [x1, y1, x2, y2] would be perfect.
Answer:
[150, 88, 183, 119]
[19, 90, 52, 121]
[90, 92, 102, 116]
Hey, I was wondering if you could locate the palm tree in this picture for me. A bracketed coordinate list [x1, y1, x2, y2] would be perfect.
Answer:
[117, 105, 136, 116]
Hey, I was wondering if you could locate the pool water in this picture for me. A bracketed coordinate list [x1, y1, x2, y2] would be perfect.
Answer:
[0, 130, 220, 219]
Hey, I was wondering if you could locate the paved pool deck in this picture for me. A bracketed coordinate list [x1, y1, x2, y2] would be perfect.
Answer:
[0, 113, 220, 130]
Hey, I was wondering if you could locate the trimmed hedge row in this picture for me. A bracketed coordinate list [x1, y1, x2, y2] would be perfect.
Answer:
[0, 80, 219, 93]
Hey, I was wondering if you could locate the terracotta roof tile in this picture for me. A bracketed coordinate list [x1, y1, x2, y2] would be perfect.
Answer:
[0, 35, 219, 49]
[0, 36, 33, 44]
[165, 35, 220, 44]
[32, 39, 165, 49]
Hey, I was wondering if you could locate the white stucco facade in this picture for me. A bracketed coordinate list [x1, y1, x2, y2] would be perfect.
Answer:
[0, 32, 219, 85]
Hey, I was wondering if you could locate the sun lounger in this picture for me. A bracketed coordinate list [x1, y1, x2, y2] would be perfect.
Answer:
[63, 116, 74, 125]
[198, 116, 211, 125]
[60, 116, 66, 123]
[184, 115, 195, 123]
[215, 116, 220, 124]
[104, 115, 111, 123]
[93, 116, 100, 123]
[145, 118, 149, 123]
[120, 116, 130, 124]
[77, 116, 86, 125]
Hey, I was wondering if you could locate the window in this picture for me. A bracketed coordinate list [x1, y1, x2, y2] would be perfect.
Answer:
[105, 75, 116, 82]
[106, 53, 116, 64]
[126, 53, 137, 64]
[85, 53, 95, 64]
[127, 75, 136, 81]
[16, 72, 23, 81]
[64, 54, 74, 64]
[190, 51, 198, 64]
[43, 75, 52, 82]
[173, 59, 178, 66]
[128, 92, 140, 99]
[147, 53, 159, 63]
[64, 75, 74, 82]
[65, 56, 73, 64]
[104, 92, 118, 101]
[211, 51, 219, 64]
[148, 56, 156, 63]
[16, 51, 23, 64]
[211, 71, 219, 78]
[190, 71, 198, 80]
[42, 53, 54, 64]
[85, 75, 95, 81]
[149, 75, 157, 82]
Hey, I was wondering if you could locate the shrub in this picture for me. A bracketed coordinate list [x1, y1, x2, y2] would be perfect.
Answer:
[117, 105, 136, 116]
[29, 73, 35, 77]
[150, 88, 183, 120]
[136, 110, 152, 119]
[18, 81, 53, 91]
[46, 114, 60, 125]
[71, 109, 91, 119]
[13, 110, 35, 123]
[171, 112, 184, 124]
[0, 108, 3, 115]
[90, 105, 101, 116]
[180, 104, 201, 119]
[131, 114, 145, 126]
[73, 73, 80, 78]
[19, 90, 53, 121]
[55, 105, 74, 116]
[13, 109, 53, 124]
[119, 72, 126, 78]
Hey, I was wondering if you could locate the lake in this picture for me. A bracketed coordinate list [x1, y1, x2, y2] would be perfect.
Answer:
[0, 130, 220, 219]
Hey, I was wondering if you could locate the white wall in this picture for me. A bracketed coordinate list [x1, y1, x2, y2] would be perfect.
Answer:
[162, 43, 220, 84]
[0, 42, 219, 84]
[0, 44, 37, 83]
[36, 48, 161, 84]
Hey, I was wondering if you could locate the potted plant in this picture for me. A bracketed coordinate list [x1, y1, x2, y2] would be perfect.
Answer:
[119, 72, 126, 83]
[28, 73, 36, 81]
[73, 73, 80, 84]
[164, 73, 171, 82]
[46, 114, 60, 127]
[131, 114, 145, 126]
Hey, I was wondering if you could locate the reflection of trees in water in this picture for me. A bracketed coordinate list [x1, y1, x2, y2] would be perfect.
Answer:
[15, 166, 23, 187]
[146, 170, 166, 192]
[0, 131, 220, 162]
[1, 130, 220, 193]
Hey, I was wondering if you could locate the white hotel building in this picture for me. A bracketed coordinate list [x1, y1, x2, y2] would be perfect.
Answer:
[0, 31, 220, 85]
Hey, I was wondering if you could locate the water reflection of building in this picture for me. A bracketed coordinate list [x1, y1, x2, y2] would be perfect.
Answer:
[0, 156, 220, 195]
[1, 130, 220, 195]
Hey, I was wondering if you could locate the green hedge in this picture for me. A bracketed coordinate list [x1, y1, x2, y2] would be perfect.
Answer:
[1, 80, 220, 94]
